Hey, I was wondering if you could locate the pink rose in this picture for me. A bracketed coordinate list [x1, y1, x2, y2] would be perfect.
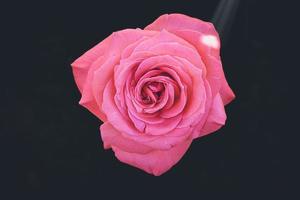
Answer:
[71, 13, 235, 176]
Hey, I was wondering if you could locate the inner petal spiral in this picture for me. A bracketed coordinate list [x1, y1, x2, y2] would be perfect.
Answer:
[141, 82, 165, 104]
[133, 70, 178, 116]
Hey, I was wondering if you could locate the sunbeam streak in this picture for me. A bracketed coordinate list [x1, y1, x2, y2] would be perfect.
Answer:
[212, 0, 240, 45]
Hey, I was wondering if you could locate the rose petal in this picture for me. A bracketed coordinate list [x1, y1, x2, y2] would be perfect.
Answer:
[112, 137, 192, 176]
[219, 75, 236, 105]
[100, 122, 151, 154]
[132, 30, 203, 69]
[102, 80, 140, 136]
[193, 93, 227, 138]
[92, 55, 119, 120]
[71, 36, 113, 120]
[121, 36, 153, 60]
[178, 80, 212, 129]
[133, 55, 190, 118]
[170, 29, 220, 59]
[71, 35, 112, 93]
[78, 56, 107, 120]
[174, 57, 206, 120]
[144, 114, 182, 136]
[145, 13, 217, 42]
[125, 84, 183, 136]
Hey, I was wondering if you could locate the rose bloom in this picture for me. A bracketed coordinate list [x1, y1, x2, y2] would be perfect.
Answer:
[71, 13, 235, 176]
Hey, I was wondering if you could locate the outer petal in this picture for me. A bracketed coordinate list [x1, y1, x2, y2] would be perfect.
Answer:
[91, 55, 119, 120]
[174, 29, 235, 103]
[132, 30, 203, 68]
[71, 35, 112, 93]
[219, 75, 235, 105]
[102, 80, 139, 136]
[193, 93, 227, 138]
[145, 13, 216, 37]
[71, 36, 112, 120]
[112, 138, 192, 176]
[100, 122, 152, 154]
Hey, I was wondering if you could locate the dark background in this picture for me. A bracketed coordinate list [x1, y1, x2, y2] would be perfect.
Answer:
[2, 0, 299, 199]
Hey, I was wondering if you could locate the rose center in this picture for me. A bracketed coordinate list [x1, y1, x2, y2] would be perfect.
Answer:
[141, 82, 164, 104]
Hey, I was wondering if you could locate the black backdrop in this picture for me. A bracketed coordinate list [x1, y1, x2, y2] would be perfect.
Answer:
[2, 0, 299, 199]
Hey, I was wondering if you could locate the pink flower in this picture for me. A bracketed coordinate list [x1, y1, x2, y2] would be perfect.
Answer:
[71, 13, 235, 176]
